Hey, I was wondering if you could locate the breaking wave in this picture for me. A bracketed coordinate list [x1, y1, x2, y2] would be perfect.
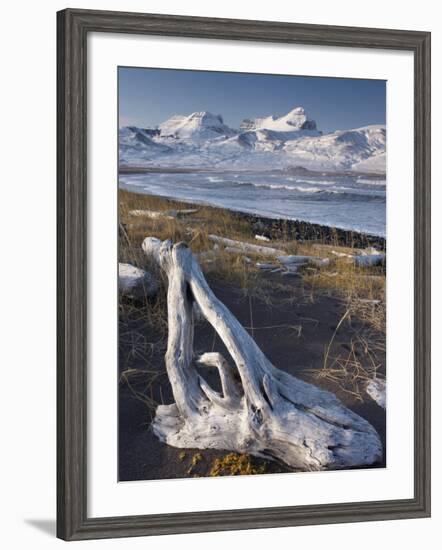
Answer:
[119, 170, 386, 236]
[234, 181, 385, 200]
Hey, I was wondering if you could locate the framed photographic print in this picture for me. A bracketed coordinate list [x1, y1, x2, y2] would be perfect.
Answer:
[57, 8, 431, 541]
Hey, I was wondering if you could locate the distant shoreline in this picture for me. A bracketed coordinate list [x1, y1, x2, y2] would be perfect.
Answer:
[118, 165, 386, 179]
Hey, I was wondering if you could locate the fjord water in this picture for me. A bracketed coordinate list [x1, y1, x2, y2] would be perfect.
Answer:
[119, 171, 386, 237]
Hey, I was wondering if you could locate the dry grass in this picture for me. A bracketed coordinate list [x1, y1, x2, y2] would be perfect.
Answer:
[301, 254, 386, 401]
[302, 253, 386, 332]
[119, 189, 251, 251]
[301, 295, 385, 403]
[119, 189, 386, 405]
[119, 190, 380, 289]
[120, 189, 280, 295]
[118, 271, 169, 414]
[119, 189, 386, 332]
[311, 328, 386, 402]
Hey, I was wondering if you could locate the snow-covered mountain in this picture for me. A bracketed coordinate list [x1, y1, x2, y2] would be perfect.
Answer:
[158, 111, 236, 141]
[240, 106, 318, 133]
[119, 107, 386, 173]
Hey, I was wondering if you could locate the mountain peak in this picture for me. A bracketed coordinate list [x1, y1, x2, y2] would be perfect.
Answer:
[240, 106, 317, 133]
[288, 106, 305, 115]
[280, 106, 317, 130]
[187, 111, 224, 124]
[119, 106, 385, 173]
[158, 111, 235, 140]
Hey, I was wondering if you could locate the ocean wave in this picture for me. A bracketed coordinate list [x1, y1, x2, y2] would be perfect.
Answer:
[295, 180, 338, 190]
[234, 181, 385, 199]
[236, 181, 321, 192]
[356, 177, 386, 186]
[258, 183, 323, 193]
[119, 176, 386, 236]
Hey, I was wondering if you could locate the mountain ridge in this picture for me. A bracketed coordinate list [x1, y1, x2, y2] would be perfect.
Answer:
[119, 106, 386, 174]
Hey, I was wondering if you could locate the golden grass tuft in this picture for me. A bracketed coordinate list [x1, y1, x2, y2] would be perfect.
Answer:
[209, 453, 267, 477]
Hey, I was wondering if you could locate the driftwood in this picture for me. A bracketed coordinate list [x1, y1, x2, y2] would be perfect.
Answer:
[354, 253, 385, 267]
[142, 237, 382, 470]
[331, 250, 354, 259]
[277, 255, 330, 268]
[209, 234, 330, 268]
[356, 298, 382, 305]
[224, 246, 252, 262]
[129, 209, 174, 219]
[255, 234, 271, 242]
[365, 378, 386, 409]
[331, 249, 386, 268]
[281, 269, 301, 277]
[118, 262, 158, 300]
[129, 208, 198, 219]
[256, 262, 279, 270]
[208, 234, 284, 257]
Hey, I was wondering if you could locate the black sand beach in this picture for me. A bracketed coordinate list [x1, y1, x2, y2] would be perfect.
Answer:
[119, 272, 386, 481]
[118, 190, 386, 481]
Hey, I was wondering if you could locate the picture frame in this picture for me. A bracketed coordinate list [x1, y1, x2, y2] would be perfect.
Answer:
[57, 8, 431, 541]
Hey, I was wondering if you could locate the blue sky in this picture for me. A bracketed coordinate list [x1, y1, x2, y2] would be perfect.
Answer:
[119, 67, 386, 134]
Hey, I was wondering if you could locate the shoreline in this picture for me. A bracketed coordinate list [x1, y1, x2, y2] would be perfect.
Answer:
[237, 211, 386, 250]
[119, 186, 386, 250]
[119, 165, 386, 179]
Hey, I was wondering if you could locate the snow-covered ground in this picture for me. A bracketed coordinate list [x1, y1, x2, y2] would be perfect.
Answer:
[119, 106, 386, 173]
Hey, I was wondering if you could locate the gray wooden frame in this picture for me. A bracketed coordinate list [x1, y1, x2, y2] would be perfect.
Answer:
[57, 8, 431, 541]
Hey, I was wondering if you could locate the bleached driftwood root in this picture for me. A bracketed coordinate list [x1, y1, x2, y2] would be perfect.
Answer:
[118, 262, 158, 300]
[142, 237, 382, 470]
